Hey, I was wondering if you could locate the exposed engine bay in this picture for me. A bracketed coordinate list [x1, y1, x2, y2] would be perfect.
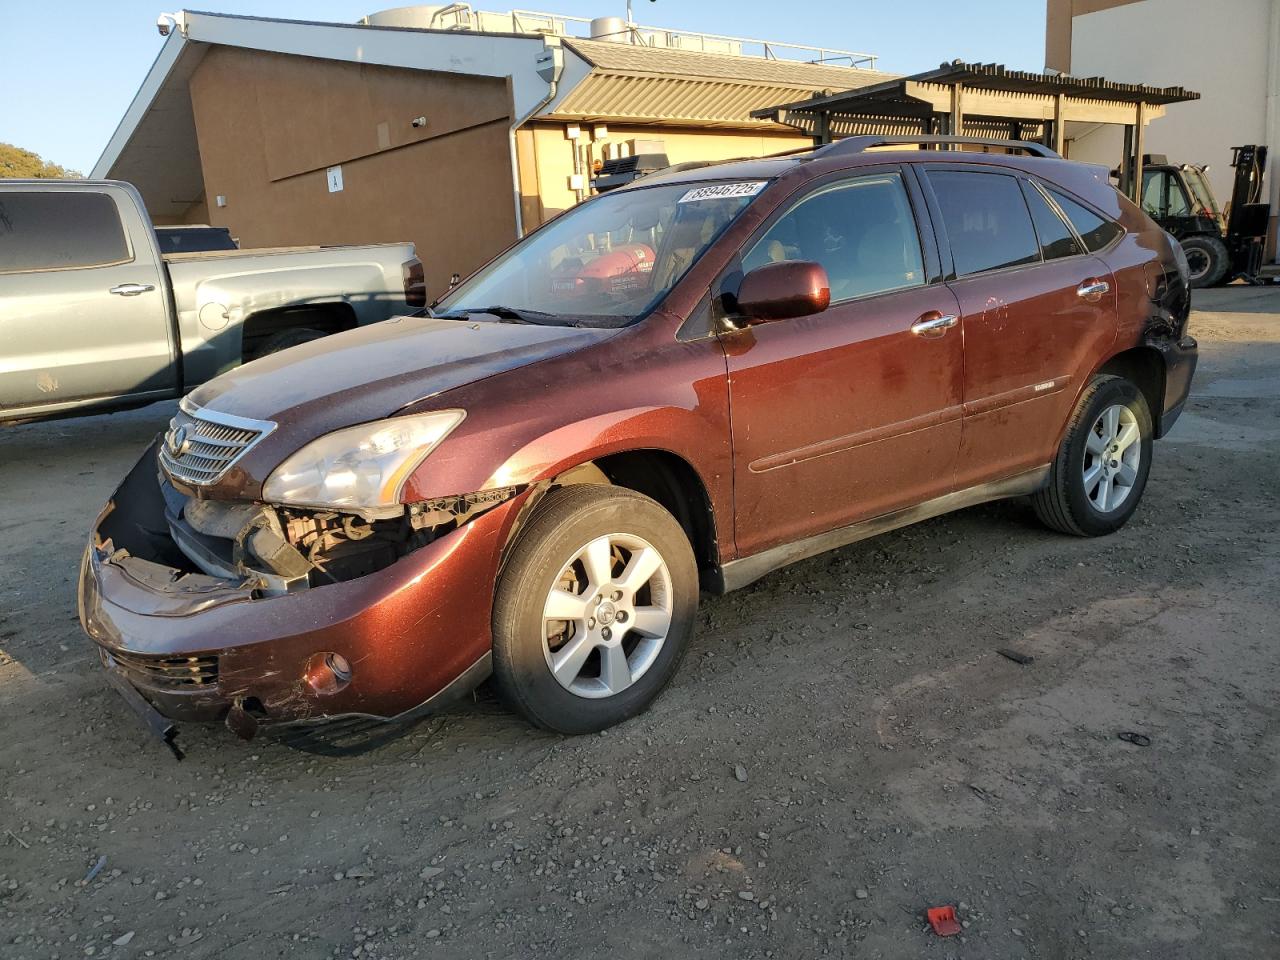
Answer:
[95, 441, 518, 599]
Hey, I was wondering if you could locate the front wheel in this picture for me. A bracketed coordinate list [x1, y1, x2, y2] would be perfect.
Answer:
[1032, 375, 1153, 537]
[492, 485, 698, 734]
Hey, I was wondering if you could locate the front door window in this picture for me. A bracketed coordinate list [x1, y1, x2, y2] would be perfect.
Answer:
[742, 173, 925, 302]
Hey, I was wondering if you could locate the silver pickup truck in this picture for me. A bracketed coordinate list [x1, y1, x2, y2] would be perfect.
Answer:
[0, 180, 424, 423]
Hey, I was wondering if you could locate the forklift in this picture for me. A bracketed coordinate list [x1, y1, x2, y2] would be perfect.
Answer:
[1139, 144, 1271, 287]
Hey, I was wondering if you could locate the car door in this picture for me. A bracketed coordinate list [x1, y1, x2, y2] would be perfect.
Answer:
[920, 167, 1119, 489]
[720, 168, 964, 558]
[0, 187, 174, 418]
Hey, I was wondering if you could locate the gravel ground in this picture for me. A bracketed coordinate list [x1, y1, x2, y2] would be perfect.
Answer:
[2, 286, 1278, 959]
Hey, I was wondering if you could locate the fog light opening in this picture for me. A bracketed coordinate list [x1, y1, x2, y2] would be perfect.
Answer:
[304, 652, 353, 695]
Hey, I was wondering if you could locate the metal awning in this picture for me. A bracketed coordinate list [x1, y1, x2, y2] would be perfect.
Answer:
[753, 61, 1201, 199]
[755, 60, 1200, 136]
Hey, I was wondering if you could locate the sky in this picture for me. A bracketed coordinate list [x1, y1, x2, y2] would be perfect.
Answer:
[0, 0, 1048, 175]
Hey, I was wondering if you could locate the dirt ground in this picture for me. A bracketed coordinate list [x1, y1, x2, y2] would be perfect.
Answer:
[2, 286, 1278, 959]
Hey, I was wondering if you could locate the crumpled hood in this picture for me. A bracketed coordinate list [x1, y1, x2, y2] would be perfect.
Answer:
[188, 315, 616, 427]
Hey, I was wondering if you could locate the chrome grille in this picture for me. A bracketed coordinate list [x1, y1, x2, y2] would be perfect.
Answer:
[106, 649, 220, 690]
[158, 400, 275, 486]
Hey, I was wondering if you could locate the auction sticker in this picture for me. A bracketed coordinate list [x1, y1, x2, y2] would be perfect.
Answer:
[678, 181, 768, 203]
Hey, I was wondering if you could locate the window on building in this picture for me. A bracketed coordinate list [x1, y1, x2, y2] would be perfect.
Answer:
[1048, 188, 1124, 252]
[741, 173, 925, 302]
[0, 192, 130, 274]
[1023, 181, 1083, 260]
[928, 171, 1040, 276]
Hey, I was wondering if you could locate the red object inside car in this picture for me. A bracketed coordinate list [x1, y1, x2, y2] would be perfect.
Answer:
[551, 243, 655, 298]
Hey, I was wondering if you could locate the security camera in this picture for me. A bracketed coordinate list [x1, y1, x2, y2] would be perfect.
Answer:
[156, 13, 177, 37]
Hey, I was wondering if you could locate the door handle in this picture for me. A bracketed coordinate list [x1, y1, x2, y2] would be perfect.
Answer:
[109, 283, 155, 297]
[910, 312, 959, 338]
[1077, 279, 1110, 302]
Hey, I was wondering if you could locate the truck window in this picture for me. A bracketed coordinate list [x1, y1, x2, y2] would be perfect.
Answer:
[0, 192, 131, 274]
[1047, 188, 1124, 252]
[927, 170, 1040, 277]
[1182, 167, 1221, 219]
[1141, 170, 1192, 219]
[155, 225, 238, 254]
[742, 173, 925, 303]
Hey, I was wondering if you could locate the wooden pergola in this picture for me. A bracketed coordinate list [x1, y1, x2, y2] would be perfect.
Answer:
[754, 61, 1201, 201]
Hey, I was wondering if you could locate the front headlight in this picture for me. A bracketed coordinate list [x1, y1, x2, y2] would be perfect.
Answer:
[262, 410, 465, 517]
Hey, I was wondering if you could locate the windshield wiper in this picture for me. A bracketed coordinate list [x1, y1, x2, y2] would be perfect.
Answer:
[435, 305, 560, 324]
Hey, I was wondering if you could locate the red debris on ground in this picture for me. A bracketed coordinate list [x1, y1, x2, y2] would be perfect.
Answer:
[927, 905, 962, 937]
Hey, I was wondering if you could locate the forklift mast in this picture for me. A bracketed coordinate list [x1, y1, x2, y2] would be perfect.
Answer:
[1225, 144, 1270, 279]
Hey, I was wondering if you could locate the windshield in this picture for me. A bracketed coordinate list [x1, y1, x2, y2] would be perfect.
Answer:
[434, 181, 766, 327]
[1182, 167, 1220, 218]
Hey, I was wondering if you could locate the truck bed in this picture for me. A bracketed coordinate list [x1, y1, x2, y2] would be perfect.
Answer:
[162, 242, 408, 264]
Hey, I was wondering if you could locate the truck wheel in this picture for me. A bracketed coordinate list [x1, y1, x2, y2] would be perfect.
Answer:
[1180, 235, 1230, 288]
[492, 485, 698, 734]
[256, 327, 326, 357]
[1032, 375, 1153, 537]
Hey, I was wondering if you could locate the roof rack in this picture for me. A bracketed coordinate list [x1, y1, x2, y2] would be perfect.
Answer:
[816, 135, 1060, 159]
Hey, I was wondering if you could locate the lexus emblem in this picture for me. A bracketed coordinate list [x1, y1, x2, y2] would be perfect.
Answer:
[166, 425, 191, 458]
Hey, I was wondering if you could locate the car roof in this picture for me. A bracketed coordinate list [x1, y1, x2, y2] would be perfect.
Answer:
[620, 156, 804, 190]
[621, 147, 1109, 201]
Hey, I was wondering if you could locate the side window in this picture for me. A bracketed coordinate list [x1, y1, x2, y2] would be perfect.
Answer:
[1047, 188, 1124, 252]
[0, 191, 130, 274]
[1141, 170, 1191, 219]
[928, 171, 1039, 276]
[1022, 181, 1083, 260]
[742, 173, 925, 302]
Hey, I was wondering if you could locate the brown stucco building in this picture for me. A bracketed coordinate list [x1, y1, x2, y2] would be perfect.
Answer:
[95, 9, 885, 296]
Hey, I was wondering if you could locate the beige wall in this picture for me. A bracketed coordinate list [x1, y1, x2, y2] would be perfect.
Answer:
[1065, 0, 1277, 215]
[187, 47, 519, 298]
[523, 122, 813, 227]
[1045, 0, 1143, 72]
[154, 195, 209, 227]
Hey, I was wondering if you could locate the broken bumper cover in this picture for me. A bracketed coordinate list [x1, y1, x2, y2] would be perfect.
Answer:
[79, 447, 521, 737]
[1154, 334, 1198, 437]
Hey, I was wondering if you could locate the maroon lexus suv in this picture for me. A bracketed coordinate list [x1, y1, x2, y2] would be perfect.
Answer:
[79, 136, 1196, 749]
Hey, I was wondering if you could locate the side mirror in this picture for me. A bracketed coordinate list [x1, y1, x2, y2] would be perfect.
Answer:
[735, 260, 831, 324]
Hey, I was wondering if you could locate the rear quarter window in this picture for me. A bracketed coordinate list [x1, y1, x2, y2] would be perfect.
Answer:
[927, 170, 1040, 277]
[0, 191, 131, 273]
[1022, 181, 1083, 261]
[1047, 187, 1124, 252]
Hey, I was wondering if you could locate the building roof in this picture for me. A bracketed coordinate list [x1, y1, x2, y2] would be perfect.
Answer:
[563, 38, 884, 89]
[550, 38, 886, 127]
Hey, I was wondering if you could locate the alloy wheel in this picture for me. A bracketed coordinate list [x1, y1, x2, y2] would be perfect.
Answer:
[541, 533, 673, 699]
[1082, 402, 1142, 513]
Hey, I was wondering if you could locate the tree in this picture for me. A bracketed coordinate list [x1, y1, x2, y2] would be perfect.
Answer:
[0, 143, 82, 179]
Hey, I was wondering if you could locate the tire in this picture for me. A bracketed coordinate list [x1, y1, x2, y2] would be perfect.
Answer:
[255, 327, 327, 357]
[492, 485, 698, 734]
[1180, 235, 1230, 288]
[1032, 375, 1154, 537]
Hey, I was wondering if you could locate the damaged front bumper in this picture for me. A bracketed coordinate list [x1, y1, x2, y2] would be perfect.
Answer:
[79, 441, 521, 741]
[1150, 334, 1198, 437]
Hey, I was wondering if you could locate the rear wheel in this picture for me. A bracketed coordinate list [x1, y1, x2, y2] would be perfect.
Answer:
[1032, 375, 1153, 537]
[492, 485, 698, 734]
[1180, 234, 1230, 288]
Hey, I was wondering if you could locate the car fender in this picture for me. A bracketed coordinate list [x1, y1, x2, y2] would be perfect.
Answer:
[402, 402, 724, 505]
